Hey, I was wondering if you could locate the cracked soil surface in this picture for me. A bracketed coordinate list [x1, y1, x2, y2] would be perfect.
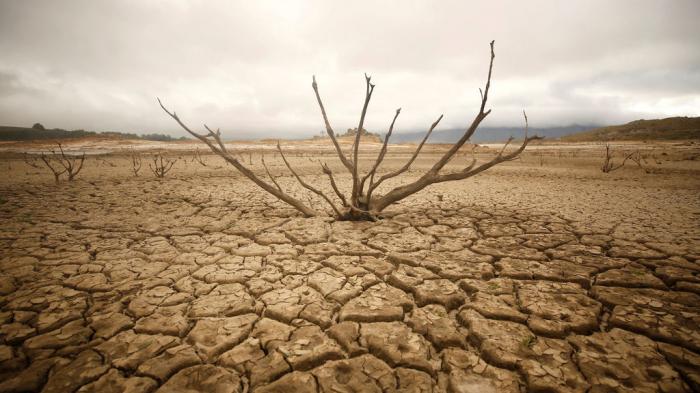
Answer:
[1, 141, 699, 392]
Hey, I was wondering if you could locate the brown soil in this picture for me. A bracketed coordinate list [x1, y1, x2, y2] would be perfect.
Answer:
[0, 139, 699, 392]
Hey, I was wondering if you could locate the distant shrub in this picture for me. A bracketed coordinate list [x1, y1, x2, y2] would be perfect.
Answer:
[141, 133, 187, 142]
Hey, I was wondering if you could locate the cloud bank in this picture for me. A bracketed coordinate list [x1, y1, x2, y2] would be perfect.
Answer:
[1, 0, 698, 139]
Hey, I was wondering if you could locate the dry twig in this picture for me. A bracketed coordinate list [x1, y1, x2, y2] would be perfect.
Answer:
[131, 151, 142, 176]
[149, 153, 177, 178]
[38, 143, 85, 182]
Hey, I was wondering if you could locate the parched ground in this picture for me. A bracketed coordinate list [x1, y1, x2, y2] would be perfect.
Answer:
[1, 141, 699, 392]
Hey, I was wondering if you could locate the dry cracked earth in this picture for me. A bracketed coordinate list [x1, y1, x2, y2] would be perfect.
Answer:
[1, 148, 699, 393]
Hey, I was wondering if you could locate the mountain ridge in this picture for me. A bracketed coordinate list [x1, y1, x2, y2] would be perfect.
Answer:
[388, 124, 599, 143]
[560, 116, 700, 141]
[2, 116, 698, 143]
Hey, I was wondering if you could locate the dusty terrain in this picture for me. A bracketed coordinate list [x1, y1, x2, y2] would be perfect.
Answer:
[1, 139, 699, 392]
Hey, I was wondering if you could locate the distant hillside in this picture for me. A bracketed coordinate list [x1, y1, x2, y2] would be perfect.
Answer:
[0, 125, 188, 142]
[0, 126, 97, 140]
[561, 117, 700, 141]
[390, 124, 598, 144]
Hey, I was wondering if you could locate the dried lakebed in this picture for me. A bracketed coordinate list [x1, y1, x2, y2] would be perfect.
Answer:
[0, 166, 699, 393]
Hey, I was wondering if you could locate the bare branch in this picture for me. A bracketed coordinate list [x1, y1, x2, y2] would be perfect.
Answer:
[158, 98, 223, 155]
[457, 111, 536, 170]
[202, 124, 231, 155]
[350, 74, 376, 207]
[601, 143, 635, 173]
[360, 108, 400, 196]
[158, 98, 319, 217]
[371, 106, 541, 212]
[368, 114, 442, 197]
[311, 76, 354, 173]
[429, 157, 478, 183]
[69, 153, 86, 180]
[38, 143, 86, 181]
[40, 153, 67, 183]
[426, 40, 496, 176]
[261, 154, 282, 192]
[56, 143, 70, 171]
[434, 134, 541, 183]
[277, 142, 342, 217]
[368, 41, 499, 212]
[149, 153, 177, 178]
[321, 162, 348, 207]
[498, 136, 514, 155]
[131, 151, 142, 176]
[479, 40, 495, 115]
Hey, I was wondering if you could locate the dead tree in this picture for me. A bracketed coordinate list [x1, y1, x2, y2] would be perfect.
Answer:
[55, 143, 86, 181]
[38, 143, 85, 182]
[39, 153, 67, 183]
[159, 41, 541, 220]
[601, 144, 635, 173]
[149, 153, 176, 178]
[131, 152, 142, 176]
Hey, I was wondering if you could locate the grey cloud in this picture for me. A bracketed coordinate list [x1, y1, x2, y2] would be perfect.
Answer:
[0, 71, 29, 96]
[0, 0, 698, 138]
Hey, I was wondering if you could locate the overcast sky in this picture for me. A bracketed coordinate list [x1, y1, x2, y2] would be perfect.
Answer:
[1, 0, 699, 139]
